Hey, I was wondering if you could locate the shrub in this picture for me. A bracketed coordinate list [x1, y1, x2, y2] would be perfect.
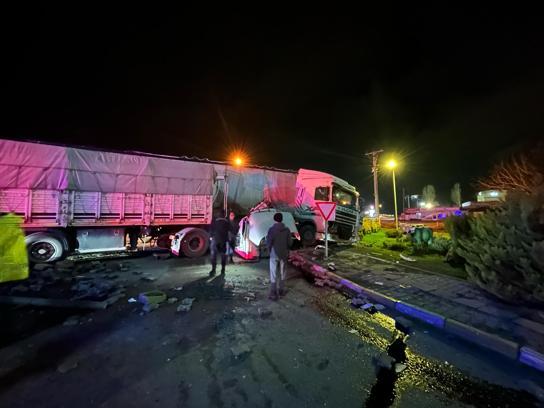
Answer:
[384, 229, 402, 238]
[447, 188, 544, 304]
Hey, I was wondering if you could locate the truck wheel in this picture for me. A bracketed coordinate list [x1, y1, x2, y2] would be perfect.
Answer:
[180, 229, 209, 257]
[337, 224, 354, 240]
[26, 233, 65, 263]
[299, 224, 316, 247]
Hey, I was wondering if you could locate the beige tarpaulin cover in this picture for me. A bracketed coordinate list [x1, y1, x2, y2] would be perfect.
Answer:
[0, 139, 215, 195]
[0, 213, 29, 283]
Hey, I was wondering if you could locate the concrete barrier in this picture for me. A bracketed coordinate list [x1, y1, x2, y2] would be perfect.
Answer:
[519, 346, 544, 372]
[396, 301, 445, 328]
[444, 319, 519, 360]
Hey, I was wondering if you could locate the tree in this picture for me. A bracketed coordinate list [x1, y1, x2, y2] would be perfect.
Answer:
[478, 153, 543, 194]
[450, 183, 461, 206]
[422, 185, 436, 206]
[446, 186, 544, 304]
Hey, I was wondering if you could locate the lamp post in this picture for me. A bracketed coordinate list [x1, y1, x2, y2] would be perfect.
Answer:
[386, 159, 399, 230]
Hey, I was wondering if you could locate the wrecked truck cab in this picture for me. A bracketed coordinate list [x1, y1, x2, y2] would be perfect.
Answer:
[236, 209, 299, 261]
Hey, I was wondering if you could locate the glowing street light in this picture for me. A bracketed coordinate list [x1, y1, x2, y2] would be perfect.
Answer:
[386, 158, 399, 230]
[230, 150, 247, 167]
[386, 159, 397, 170]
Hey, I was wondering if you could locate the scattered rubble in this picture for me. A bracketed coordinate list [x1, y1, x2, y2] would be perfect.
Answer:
[167, 297, 179, 304]
[177, 297, 196, 312]
[314, 279, 326, 287]
[57, 356, 79, 374]
[327, 262, 336, 271]
[374, 281, 384, 286]
[348, 329, 358, 334]
[399, 254, 416, 262]
[374, 304, 386, 311]
[394, 363, 407, 373]
[138, 290, 166, 313]
[361, 303, 377, 314]
[258, 308, 272, 319]
[63, 315, 82, 326]
[351, 297, 368, 307]
[141, 275, 157, 282]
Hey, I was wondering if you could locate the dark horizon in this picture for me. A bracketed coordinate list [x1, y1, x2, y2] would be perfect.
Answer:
[3, 8, 544, 211]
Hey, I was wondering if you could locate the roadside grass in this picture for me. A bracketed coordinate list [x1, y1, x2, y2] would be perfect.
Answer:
[354, 229, 467, 280]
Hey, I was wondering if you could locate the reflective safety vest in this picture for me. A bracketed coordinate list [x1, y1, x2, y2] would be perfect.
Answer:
[0, 213, 29, 283]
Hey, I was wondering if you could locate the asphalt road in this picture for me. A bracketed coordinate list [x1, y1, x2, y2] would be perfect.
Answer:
[0, 254, 542, 407]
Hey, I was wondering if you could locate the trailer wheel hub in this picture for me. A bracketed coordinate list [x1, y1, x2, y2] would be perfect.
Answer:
[31, 242, 55, 261]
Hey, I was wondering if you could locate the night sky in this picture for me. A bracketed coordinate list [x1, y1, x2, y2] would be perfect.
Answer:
[3, 7, 544, 211]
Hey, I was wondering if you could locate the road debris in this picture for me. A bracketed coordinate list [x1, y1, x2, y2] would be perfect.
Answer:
[394, 363, 407, 373]
[258, 308, 272, 319]
[167, 297, 179, 304]
[138, 290, 167, 313]
[57, 357, 79, 374]
[63, 315, 82, 326]
[128, 297, 137, 303]
[177, 297, 196, 312]
[361, 303, 377, 314]
[374, 281, 384, 286]
[348, 329, 358, 334]
[400, 254, 416, 262]
[374, 303, 386, 311]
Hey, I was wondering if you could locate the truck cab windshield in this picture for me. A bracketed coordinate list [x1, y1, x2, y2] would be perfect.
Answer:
[332, 185, 356, 209]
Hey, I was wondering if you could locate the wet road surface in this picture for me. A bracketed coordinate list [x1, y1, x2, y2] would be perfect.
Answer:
[0, 254, 541, 407]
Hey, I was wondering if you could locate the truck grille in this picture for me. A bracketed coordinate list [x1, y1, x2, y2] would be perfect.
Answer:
[334, 207, 358, 227]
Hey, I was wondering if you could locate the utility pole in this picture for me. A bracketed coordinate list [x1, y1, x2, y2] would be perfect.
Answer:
[365, 149, 383, 217]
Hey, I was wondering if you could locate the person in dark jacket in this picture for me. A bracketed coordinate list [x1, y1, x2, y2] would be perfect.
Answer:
[227, 211, 238, 264]
[209, 210, 233, 276]
[266, 212, 292, 300]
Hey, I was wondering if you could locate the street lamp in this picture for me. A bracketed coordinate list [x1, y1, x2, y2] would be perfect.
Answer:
[386, 159, 399, 230]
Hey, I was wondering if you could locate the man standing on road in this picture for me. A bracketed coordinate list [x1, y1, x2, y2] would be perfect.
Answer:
[227, 211, 238, 264]
[209, 210, 232, 276]
[266, 212, 292, 300]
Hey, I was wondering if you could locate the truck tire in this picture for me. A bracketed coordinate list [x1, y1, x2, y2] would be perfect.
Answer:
[26, 233, 65, 263]
[299, 224, 316, 247]
[180, 229, 210, 258]
[337, 224, 354, 240]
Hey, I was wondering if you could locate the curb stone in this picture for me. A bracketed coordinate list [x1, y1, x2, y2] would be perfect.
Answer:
[289, 252, 544, 373]
[444, 319, 519, 360]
